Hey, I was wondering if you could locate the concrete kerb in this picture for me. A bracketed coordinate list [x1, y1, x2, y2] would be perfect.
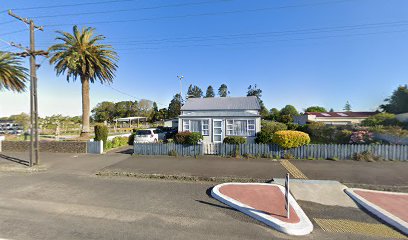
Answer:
[345, 188, 408, 235]
[211, 183, 314, 236]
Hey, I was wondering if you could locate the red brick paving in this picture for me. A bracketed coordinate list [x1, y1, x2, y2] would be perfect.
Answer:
[355, 190, 408, 223]
[219, 184, 300, 223]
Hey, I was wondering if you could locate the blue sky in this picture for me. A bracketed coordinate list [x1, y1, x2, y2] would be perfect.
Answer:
[0, 0, 407, 117]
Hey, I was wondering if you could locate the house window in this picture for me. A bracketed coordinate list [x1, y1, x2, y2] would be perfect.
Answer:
[183, 119, 209, 136]
[226, 119, 256, 137]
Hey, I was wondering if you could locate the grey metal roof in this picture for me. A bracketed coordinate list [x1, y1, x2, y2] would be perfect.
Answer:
[180, 111, 260, 118]
[181, 96, 261, 111]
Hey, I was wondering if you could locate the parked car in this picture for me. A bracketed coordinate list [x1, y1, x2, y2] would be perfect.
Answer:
[133, 128, 165, 143]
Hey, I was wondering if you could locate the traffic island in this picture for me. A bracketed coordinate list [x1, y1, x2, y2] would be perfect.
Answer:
[345, 188, 408, 235]
[211, 183, 313, 236]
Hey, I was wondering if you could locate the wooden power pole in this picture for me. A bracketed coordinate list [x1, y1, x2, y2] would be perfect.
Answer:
[8, 10, 47, 166]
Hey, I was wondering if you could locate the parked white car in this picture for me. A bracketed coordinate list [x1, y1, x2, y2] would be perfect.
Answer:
[133, 128, 165, 143]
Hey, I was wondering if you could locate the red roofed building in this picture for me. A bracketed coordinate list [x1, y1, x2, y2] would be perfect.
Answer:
[294, 112, 377, 126]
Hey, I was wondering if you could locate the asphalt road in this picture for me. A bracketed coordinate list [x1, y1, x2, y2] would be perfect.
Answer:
[0, 150, 406, 239]
[0, 170, 402, 240]
[100, 151, 408, 189]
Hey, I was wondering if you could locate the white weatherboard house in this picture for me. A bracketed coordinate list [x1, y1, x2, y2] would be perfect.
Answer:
[178, 96, 261, 143]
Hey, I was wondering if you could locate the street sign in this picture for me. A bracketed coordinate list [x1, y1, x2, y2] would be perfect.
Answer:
[285, 173, 290, 218]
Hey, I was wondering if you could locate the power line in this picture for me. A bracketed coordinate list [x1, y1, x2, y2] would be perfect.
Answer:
[43, 0, 356, 27]
[28, 0, 230, 19]
[0, 29, 27, 37]
[0, 20, 15, 25]
[33, 19, 408, 47]
[1, 0, 140, 13]
[106, 85, 167, 107]
[111, 21, 408, 45]
[111, 28, 408, 51]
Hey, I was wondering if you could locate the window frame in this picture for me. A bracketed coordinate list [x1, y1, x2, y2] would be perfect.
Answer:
[182, 119, 210, 136]
[225, 119, 257, 137]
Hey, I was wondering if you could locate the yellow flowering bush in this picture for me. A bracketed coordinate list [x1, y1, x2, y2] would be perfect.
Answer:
[272, 130, 310, 149]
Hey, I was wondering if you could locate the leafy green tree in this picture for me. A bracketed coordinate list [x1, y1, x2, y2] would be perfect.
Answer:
[137, 99, 154, 117]
[218, 84, 229, 97]
[380, 85, 408, 114]
[157, 108, 168, 120]
[329, 108, 334, 112]
[114, 101, 138, 118]
[266, 108, 280, 121]
[91, 101, 116, 122]
[0, 52, 28, 92]
[247, 84, 268, 118]
[278, 105, 299, 123]
[48, 26, 118, 138]
[8, 113, 30, 131]
[168, 94, 182, 119]
[187, 84, 203, 98]
[305, 106, 327, 113]
[343, 101, 352, 112]
[205, 85, 215, 98]
[280, 105, 299, 116]
[149, 102, 159, 122]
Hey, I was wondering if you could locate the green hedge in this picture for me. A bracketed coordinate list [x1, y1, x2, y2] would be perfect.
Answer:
[94, 125, 108, 148]
[223, 136, 246, 144]
[174, 131, 203, 144]
[272, 130, 310, 149]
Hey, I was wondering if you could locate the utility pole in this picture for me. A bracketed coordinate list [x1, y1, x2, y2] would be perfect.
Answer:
[177, 75, 184, 103]
[8, 10, 47, 166]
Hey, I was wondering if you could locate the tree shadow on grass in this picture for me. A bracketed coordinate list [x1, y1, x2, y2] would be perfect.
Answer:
[0, 154, 29, 166]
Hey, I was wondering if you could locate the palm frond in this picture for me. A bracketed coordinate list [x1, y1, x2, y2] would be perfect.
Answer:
[0, 51, 28, 92]
[48, 25, 118, 84]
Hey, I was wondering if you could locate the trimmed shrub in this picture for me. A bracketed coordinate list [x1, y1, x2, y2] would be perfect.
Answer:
[223, 136, 246, 144]
[272, 130, 310, 149]
[255, 131, 273, 144]
[174, 131, 203, 144]
[185, 132, 203, 145]
[94, 124, 108, 147]
[255, 121, 287, 144]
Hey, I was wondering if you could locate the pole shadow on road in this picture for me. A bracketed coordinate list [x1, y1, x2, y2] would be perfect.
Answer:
[0, 154, 29, 166]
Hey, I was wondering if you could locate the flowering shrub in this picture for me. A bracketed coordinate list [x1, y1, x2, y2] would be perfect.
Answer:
[272, 130, 310, 149]
[349, 130, 374, 144]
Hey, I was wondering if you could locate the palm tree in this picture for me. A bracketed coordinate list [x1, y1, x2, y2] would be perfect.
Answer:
[0, 51, 28, 92]
[48, 26, 118, 138]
